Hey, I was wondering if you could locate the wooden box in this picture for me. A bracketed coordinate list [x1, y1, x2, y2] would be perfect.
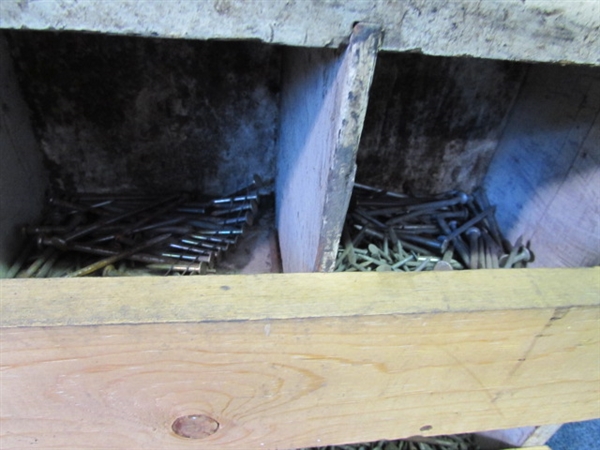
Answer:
[1, 2, 598, 449]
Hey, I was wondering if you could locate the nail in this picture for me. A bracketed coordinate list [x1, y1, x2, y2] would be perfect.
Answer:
[220, 211, 253, 227]
[147, 262, 208, 274]
[63, 195, 180, 242]
[500, 246, 532, 268]
[211, 201, 258, 216]
[353, 182, 409, 199]
[436, 217, 470, 267]
[5, 240, 36, 278]
[472, 189, 506, 251]
[194, 229, 244, 236]
[65, 233, 172, 277]
[159, 252, 214, 264]
[189, 234, 238, 245]
[465, 227, 481, 270]
[411, 191, 469, 210]
[211, 194, 259, 205]
[181, 238, 229, 252]
[395, 232, 443, 251]
[17, 247, 55, 278]
[440, 206, 495, 253]
[35, 249, 60, 278]
[414, 257, 431, 272]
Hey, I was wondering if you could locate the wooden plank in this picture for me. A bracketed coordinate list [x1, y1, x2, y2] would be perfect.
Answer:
[2, 302, 598, 449]
[0, 1, 598, 65]
[528, 109, 600, 268]
[0, 35, 47, 276]
[485, 64, 600, 267]
[356, 52, 526, 196]
[1, 268, 599, 327]
[276, 23, 380, 272]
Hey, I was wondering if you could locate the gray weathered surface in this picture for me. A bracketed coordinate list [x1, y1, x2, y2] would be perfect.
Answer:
[5, 31, 280, 195]
[485, 64, 600, 268]
[277, 24, 381, 273]
[0, 0, 598, 65]
[356, 53, 526, 195]
[0, 35, 48, 275]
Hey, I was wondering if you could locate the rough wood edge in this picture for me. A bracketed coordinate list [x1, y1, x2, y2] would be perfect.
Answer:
[316, 23, 381, 272]
[1, 267, 598, 328]
[0, 1, 598, 65]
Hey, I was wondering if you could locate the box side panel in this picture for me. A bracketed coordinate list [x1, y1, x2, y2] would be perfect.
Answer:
[0, 34, 48, 276]
[5, 31, 281, 196]
[485, 64, 600, 267]
[356, 53, 526, 195]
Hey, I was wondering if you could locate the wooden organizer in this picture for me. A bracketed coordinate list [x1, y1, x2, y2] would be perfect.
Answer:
[1, 2, 599, 449]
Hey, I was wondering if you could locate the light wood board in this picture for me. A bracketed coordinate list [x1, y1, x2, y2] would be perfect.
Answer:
[1, 268, 599, 327]
[1, 269, 599, 449]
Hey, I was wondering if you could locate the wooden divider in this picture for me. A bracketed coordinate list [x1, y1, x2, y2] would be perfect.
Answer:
[276, 23, 381, 273]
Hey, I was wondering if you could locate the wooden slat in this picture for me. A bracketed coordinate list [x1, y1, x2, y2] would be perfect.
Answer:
[1, 269, 599, 448]
[276, 23, 380, 273]
[1, 268, 599, 327]
[2, 301, 598, 449]
[0, 35, 48, 277]
[1, 1, 599, 65]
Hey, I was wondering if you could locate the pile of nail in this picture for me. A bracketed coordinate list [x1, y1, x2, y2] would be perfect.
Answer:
[301, 434, 479, 450]
[335, 183, 534, 273]
[8, 179, 268, 278]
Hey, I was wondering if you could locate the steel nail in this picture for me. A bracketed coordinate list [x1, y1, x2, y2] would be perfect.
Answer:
[440, 206, 495, 253]
[465, 227, 481, 270]
[65, 233, 172, 277]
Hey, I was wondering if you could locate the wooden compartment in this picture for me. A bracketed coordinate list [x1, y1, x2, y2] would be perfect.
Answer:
[0, 25, 379, 277]
[355, 51, 600, 269]
[1, 3, 599, 450]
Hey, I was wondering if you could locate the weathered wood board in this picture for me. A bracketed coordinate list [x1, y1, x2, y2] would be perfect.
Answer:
[2, 269, 599, 449]
[1, 1, 598, 65]
[277, 24, 380, 273]
[485, 64, 600, 268]
[356, 52, 526, 195]
[5, 31, 281, 196]
[0, 36, 47, 277]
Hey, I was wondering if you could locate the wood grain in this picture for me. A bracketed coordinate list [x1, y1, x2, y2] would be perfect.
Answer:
[2, 305, 598, 449]
[485, 64, 600, 268]
[1, 1, 599, 65]
[1, 268, 599, 327]
[276, 24, 380, 273]
[1, 269, 599, 449]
